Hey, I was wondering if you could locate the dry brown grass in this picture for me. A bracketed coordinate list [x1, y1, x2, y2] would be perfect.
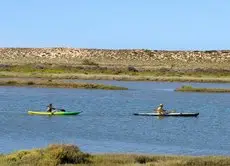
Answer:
[0, 144, 91, 166]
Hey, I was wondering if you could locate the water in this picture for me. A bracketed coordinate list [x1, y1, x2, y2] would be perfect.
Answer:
[1, 81, 230, 156]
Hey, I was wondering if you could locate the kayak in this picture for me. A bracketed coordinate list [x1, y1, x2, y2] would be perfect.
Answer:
[28, 110, 82, 116]
[133, 112, 199, 117]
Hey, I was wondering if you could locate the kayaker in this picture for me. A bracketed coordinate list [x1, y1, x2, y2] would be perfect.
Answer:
[156, 104, 167, 115]
[46, 103, 55, 112]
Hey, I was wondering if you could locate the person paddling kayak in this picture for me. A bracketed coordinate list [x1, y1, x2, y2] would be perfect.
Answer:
[46, 104, 66, 112]
[155, 104, 167, 115]
[46, 103, 55, 112]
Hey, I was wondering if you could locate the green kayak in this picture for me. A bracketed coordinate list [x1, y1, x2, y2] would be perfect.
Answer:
[28, 110, 81, 116]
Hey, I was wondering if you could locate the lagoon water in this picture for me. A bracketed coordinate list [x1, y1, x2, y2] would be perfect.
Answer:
[1, 80, 230, 155]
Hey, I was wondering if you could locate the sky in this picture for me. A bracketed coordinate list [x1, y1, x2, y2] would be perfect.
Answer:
[0, 0, 229, 50]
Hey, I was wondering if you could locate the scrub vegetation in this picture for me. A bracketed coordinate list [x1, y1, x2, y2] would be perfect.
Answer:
[175, 85, 230, 93]
[0, 144, 230, 166]
[1, 48, 230, 82]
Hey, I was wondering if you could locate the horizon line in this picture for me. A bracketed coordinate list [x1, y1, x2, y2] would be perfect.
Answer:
[0, 47, 229, 52]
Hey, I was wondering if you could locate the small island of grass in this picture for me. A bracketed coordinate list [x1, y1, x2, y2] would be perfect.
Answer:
[175, 85, 230, 93]
[0, 79, 128, 90]
[0, 144, 230, 166]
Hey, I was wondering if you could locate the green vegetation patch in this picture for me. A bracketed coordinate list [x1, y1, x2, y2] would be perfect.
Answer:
[175, 85, 230, 93]
[2, 64, 230, 83]
[2, 64, 230, 77]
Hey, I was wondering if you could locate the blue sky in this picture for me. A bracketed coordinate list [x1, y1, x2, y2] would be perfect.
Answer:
[0, 0, 229, 50]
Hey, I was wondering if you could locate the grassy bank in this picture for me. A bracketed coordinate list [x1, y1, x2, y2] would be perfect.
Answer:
[0, 144, 230, 166]
[1, 64, 230, 82]
[0, 78, 128, 90]
[175, 85, 230, 93]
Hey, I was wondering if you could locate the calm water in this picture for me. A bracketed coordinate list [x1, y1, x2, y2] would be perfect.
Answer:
[1, 80, 230, 155]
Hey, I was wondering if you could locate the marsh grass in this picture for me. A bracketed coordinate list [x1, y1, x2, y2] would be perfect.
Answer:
[2, 72, 230, 83]
[1, 64, 230, 82]
[2, 64, 230, 77]
[0, 79, 128, 90]
[1, 144, 230, 166]
[175, 85, 230, 93]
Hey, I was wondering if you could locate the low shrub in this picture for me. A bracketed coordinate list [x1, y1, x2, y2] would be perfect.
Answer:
[6, 81, 17, 85]
[82, 59, 99, 66]
[128, 66, 138, 72]
[134, 155, 158, 164]
[27, 81, 35, 85]
[0, 144, 91, 166]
